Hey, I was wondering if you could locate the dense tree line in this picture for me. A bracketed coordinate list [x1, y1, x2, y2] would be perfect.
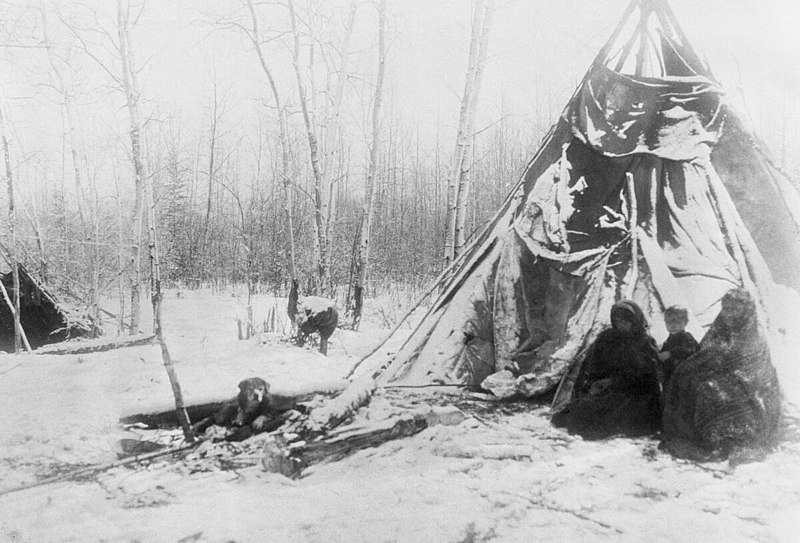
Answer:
[0, 0, 551, 336]
[1, 0, 794, 337]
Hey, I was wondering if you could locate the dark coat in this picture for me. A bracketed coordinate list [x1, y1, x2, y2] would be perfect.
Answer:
[552, 300, 662, 439]
[660, 330, 699, 384]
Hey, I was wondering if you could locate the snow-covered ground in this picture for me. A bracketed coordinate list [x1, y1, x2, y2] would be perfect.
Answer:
[1, 288, 799, 542]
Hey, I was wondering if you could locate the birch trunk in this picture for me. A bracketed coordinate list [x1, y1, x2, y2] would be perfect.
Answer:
[117, 0, 143, 333]
[0, 101, 26, 353]
[453, 0, 494, 255]
[117, 0, 193, 442]
[143, 143, 194, 443]
[40, 2, 91, 229]
[40, 3, 101, 320]
[246, 0, 296, 282]
[287, 0, 356, 296]
[444, 0, 487, 263]
[352, 0, 386, 328]
[322, 0, 358, 294]
[200, 85, 221, 284]
[113, 165, 126, 335]
[288, 0, 327, 294]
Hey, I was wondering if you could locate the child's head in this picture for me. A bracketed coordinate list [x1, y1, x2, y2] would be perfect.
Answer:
[664, 305, 689, 334]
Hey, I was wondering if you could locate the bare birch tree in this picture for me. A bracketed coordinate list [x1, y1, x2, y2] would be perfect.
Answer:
[287, 0, 357, 295]
[243, 0, 297, 284]
[198, 82, 227, 286]
[113, 1, 145, 332]
[352, 0, 386, 328]
[39, 0, 101, 319]
[454, 0, 494, 255]
[444, 0, 494, 263]
[0, 98, 29, 353]
[117, 0, 193, 442]
[287, 0, 327, 293]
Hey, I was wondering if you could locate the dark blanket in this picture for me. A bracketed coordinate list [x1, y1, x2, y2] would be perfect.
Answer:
[552, 300, 662, 439]
[661, 289, 782, 461]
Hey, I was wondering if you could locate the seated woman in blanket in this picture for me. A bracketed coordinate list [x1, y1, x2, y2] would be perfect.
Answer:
[661, 288, 782, 463]
[552, 300, 662, 439]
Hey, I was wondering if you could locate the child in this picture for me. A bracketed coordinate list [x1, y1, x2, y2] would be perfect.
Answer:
[659, 305, 699, 386]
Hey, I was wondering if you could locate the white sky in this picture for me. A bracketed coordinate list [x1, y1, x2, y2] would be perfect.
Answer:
[2, 0, 800, 186]
[133, 0, 800, 159]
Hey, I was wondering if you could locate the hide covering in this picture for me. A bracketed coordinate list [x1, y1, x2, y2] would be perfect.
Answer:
[347, 0, 800, 413]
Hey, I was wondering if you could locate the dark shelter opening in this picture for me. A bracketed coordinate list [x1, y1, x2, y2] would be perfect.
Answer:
[0, 265, 95, 352]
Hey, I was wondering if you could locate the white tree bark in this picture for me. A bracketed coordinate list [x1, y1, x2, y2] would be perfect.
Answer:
[40, 0, 100, 319]
[117, 0, 193, 442]
[0, 100, 30, 353]
[117, 0, 144, 333]
[444, 0, 494, 262]
[323, 0, 359, 291]
[353, 0, 386, 328]
[245, 0, 297, 283]
[454, 0, 494, 255]
[288, 0, 327, 293]
[287, 0, 357, 295]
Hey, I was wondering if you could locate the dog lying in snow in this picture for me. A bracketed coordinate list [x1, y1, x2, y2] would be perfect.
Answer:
[191, 377, 275, 441]
[287, 280, 338, 355]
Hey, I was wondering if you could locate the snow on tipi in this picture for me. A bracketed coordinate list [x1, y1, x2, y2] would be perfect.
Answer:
[318, 0, 800, 426]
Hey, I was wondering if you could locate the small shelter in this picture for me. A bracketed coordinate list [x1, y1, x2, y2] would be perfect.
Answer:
[0, 264, 96, 352]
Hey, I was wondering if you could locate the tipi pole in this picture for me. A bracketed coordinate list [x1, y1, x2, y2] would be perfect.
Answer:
[595, 0, 640, 69]
[343, 261, 457, 381]
[470, 0, 641, 275]
[653, 0, 714, 78]
[614, 8, 647, 72]
[626, 172, 639, 298]
[0, 279, 31, 353]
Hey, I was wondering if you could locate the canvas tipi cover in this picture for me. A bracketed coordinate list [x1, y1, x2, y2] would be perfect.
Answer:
[347, 0, 800, 411]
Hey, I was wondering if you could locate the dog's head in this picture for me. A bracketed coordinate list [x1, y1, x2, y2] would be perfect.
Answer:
[236, 377, 270, 421]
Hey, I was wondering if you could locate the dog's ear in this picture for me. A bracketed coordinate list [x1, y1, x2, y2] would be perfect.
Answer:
[238, 379, 251, 391]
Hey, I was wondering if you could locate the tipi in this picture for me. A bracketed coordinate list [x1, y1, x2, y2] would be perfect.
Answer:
[316, 0, 800, 427]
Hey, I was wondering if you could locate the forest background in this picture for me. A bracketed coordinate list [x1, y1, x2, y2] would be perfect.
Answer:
[0, 0, 798, 337]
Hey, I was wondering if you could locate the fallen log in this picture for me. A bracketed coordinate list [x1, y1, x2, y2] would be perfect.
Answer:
[35, 333, 156, 355]
[263, 405, 467, 477]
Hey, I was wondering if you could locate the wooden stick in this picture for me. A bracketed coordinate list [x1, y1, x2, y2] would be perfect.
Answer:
[597, 0, 640, 69]
[0, 441, 199, 497]
[35, 333, 155, 355]
[614, 6, 647, 73]
[0, 278, 32, 353]
[634, 2, 652, 75]
[343, 264, 452, 381]
[626, 171, 639, 299]
[649, 161, 659, 241]
[656, 0, 713, 78]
